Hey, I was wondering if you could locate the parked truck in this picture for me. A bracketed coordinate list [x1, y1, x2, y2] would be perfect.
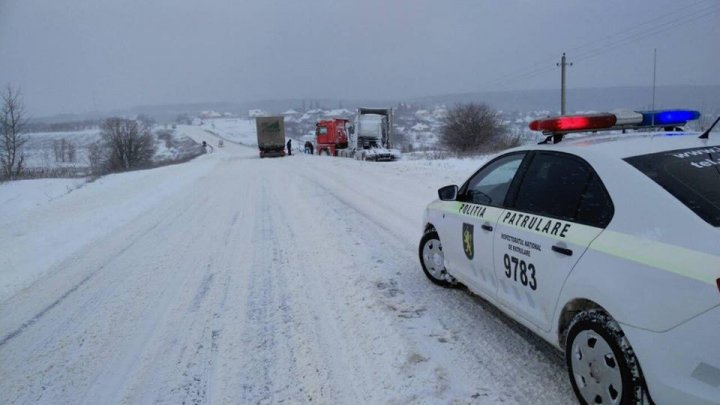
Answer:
[337, 108, 400, 161]
[255, 116, 286, 158]
[315, 118, 349, 156]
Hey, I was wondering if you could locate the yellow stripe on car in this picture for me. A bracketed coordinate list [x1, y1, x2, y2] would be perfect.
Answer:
[590, 231, 720, 285]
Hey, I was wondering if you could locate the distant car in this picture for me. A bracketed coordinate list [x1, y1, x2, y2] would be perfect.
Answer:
[419, 110, 720, 404]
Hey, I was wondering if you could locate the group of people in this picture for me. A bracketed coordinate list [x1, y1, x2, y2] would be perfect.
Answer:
[204, 137, 313, 156]
[285, 139, 316, 156]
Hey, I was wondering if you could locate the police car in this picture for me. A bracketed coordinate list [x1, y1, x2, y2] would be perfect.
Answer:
[419, 109, 720, 404]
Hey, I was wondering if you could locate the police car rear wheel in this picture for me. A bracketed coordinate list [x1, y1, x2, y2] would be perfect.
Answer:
[566, 310, 644, 405]
[419, 231, 457, 288]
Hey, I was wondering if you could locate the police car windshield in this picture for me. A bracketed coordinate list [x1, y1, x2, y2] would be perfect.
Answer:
[625, 145, 720, 227]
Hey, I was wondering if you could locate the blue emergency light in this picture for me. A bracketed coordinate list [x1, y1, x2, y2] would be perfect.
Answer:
[639, 110, 701, 126]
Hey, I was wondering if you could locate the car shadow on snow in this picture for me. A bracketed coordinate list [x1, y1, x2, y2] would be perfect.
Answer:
[455, 282, 566, 366]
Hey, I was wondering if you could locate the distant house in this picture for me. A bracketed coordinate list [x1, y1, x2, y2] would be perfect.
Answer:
[200, 110, 222, 119]
[248, 109, 268, 118]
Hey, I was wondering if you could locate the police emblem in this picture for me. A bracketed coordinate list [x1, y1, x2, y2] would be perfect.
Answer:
[462, 223, 474, 260]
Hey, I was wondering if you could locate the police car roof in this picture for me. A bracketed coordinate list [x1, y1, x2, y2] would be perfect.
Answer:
[520, 131, 720, 159]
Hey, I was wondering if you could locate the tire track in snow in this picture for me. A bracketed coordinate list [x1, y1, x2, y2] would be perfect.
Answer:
[265, 170, 449, 403]
[0, 218, 165, 348]
[79, 196, 222, 405]
[0, 177, 222, 404]
[291, 159, 575, 403]
[121, 164, 253, 405]
[234, 181, 300, 403]
[0, 189, 206, 354]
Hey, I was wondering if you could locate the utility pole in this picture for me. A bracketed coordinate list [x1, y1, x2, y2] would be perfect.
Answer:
[557, 52, 573, 115]
[652, 48, 657, 126]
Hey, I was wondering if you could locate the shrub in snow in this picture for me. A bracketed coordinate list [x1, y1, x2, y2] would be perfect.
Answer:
[98, 118, 157, 172]
[440, 103, 520, 155]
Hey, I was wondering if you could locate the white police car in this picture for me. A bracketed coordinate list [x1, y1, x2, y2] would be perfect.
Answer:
[419, 110, 720, 404]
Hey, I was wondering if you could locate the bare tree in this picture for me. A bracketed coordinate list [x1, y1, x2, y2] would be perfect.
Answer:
[87, 141, 108, 175]
[53, 139, 62, 162]
[440, 103, 517, 154]
[61, 139, 68, 162]
[0, 85, 29, 180]
[67, 141, 76, 163]
[101, 117, 156, 171]
[53, 138, 77, 163]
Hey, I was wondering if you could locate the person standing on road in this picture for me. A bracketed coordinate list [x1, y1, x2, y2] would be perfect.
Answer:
[286, 138, 292, 156]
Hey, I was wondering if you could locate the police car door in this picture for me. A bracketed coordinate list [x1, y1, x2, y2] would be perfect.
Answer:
[446, 152, 527, 298]
[493, 151, 613, 332]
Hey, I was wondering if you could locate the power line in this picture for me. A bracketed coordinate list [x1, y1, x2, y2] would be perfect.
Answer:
[572, 4, 717, 63]
[474, 1, 718, 91]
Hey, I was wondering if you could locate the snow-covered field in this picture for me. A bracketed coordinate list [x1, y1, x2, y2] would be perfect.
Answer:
[0, 126, 574, 404]
[201, 118, 258, 146]
[22, 128, 100, 168]
[20, 126, 201, 171]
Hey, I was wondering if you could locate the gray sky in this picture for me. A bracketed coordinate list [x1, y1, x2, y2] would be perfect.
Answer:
[1, 0, 718, 116]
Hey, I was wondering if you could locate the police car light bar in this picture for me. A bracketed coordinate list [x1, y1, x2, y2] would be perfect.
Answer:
[529, 109, 701, 143]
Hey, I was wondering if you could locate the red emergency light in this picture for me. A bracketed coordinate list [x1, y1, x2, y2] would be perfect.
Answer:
[529, 114, 617, 133]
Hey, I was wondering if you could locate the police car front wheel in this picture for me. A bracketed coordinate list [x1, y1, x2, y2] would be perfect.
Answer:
[418, 231, 457, 288]
[566, 310, 644, 405]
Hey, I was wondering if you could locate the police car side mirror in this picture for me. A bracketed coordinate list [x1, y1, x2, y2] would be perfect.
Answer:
[438, 185, 458, 201]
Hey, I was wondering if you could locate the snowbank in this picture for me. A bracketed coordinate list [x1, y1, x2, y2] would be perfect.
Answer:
[0, 155, 220, 303]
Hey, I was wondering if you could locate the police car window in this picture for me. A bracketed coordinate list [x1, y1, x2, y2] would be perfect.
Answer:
[513, 152, 612, 226]
[625, 146, 720, 227]
[461, 153, 525, 206]
[575, 173, 614, 227]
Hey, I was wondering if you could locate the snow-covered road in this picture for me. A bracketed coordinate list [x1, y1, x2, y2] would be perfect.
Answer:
[0, 127, 575, 404]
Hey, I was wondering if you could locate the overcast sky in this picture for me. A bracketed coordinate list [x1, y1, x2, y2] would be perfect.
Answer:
[1, 0, 718, 116]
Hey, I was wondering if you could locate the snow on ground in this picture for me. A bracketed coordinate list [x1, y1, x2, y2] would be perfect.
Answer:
[0, 126, 574, 404]
[0, 178, 87, 222]
[201, 118, 258, 146]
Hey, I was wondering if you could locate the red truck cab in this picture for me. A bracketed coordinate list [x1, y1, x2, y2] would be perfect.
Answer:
[316, 119, 349, 156]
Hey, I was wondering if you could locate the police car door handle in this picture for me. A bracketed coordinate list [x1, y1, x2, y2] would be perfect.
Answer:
[481, 224, 493, 232]
[552, 245, 573, 256]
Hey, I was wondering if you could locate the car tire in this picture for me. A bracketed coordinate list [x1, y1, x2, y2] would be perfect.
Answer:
[418, 231, 457, 288]
[566, 309, 645, 405]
